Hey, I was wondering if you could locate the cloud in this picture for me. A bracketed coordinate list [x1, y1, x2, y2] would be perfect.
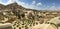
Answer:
[0, 0, 59, 10]
[32, 1, 36, 4]
[52, 3, 55, 5]
[17, 1, 36, 9]
[45, 5, 58, 11]
[7, 0, 15, 4]
[0, 0, 16, 5]
[0, 0, 36, 9]
[16, 0, 43, 10]
[49, 6, 56, 10]
[36, 2, 42, 6]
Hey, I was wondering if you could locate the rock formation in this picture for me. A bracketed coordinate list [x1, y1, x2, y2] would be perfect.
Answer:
[0, 23, 13, 29]
[0, 2, 60, 29]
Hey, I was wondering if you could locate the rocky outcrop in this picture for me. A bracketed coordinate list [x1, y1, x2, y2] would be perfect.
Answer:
[30, 24, 57, 29]
[0, 23, 13, 29]
[47, 16, 60, 26]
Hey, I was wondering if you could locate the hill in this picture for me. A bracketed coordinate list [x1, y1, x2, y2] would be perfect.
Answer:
[0, 2, 60, 29]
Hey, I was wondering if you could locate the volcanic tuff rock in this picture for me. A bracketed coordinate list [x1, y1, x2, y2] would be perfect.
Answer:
[0, 2, 60, 29]
[0, 23, 13, 29]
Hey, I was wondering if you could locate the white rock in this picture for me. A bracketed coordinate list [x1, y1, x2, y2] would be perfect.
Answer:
[0, 23, 13, 29]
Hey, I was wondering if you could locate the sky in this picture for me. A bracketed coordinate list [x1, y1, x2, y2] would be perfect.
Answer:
[0, 0, 60, 10]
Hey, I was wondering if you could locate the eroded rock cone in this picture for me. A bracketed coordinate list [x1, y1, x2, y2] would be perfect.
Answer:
[47, 16, 60, 26]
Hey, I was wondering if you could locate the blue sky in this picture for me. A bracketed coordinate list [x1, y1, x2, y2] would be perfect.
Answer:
[0, 0, 60, 10]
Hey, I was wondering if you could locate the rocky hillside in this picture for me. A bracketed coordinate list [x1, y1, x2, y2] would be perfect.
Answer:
[0, 2, 60, 29]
